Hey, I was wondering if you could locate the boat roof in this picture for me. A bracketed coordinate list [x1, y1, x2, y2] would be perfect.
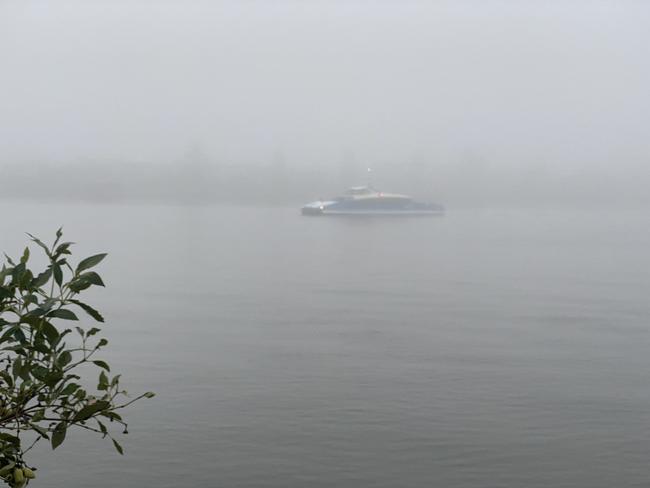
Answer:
[344, 186, 411, 200]
[347, 186, 374, 193]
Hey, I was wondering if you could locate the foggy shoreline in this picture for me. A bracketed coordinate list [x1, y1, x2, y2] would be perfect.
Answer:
[2, 158, 648, 208]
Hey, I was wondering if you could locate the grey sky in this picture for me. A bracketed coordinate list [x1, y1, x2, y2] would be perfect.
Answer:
[1, 0, 649, 179]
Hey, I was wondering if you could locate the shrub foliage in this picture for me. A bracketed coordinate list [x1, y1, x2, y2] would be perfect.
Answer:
[0, 230, 153, 487]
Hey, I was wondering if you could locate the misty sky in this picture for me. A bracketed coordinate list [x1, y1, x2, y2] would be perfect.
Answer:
[1, 0, 649, 178]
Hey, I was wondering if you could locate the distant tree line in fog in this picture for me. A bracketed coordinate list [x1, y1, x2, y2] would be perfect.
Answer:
[1, 153, 648, 208]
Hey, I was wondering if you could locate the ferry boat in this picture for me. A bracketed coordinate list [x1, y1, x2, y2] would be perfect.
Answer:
[301, 186, 444, 216]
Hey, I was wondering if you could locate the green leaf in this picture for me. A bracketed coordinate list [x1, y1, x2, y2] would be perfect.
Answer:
[60, 382, 80, 396]
[31, 409, 45, 422]
[31, 365, 49, 382]
[12, 356, 23, 380]
[0, 433, 20, 446]
[97, 419, 108, 436]
[13, 326, 26, 344]
[98, 371, 109, 390]
[68, 272, 105, 292]
[30, 340, 50, 354]
[76, 253, 107, 274]
[11, 262, 25, 282]
[51, 422, 67, 449]
[78, 272, 105, 287]
[23, 307, 47, 319]
[40, 320, 60, 344]
[47, 309, 79, 321]
[55, 241, 74, 256]
[87, 327, 101, 336]
[73, 400, 110, 422]
[2, 323, 26, 344]
[14, 357, 30, 381]
[20, 247, 30, 264]
[0, 264, 10, 286]
[68, 279, 91, 293]
[112, 438, 124, 455]
[0, 287, 12, 300]
[143, 392, 156, 399]
[57, 351, 72, 368]
[40, 298, 57, 312]
[53, 263, 63, 286]
[27, 233, 52, 258]
[45, 370, 64, 388]
[18, 268, 34, 289]
[93, 360, 110, 372]
[0, 325, 20, 345]
[70, 299, 104, 322]
[32, 268, 52, 288]
[0, 371, 13, 388]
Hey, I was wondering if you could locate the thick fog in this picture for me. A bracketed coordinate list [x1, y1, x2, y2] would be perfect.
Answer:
[1, 0, 649, 206]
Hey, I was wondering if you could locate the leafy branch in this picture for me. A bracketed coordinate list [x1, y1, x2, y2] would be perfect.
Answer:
[0, 229, 154, 487]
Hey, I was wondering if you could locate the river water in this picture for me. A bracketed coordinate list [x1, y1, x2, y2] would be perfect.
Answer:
[2, 202, 649, 487]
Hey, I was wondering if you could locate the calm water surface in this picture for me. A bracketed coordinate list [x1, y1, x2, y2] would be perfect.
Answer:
[2, 203, 650, 487]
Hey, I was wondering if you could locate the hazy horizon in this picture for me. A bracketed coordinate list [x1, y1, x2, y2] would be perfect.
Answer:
[2, 0, 649, 206]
